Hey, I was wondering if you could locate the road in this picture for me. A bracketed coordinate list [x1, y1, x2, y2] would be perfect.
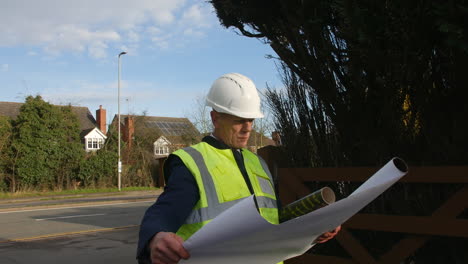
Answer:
[0, 191, 159, 264]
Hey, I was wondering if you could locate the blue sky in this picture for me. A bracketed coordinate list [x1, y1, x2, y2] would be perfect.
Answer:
[0, 0, 283, 124]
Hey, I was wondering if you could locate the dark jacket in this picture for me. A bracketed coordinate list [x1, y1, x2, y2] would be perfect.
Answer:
[136, 136, 256, 263]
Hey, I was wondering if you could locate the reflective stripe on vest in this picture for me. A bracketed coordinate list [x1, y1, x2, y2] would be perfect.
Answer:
[182, 146, 277, 224]
[256, 152, 276, 196]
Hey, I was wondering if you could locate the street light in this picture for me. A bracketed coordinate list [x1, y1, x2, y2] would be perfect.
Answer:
[118, 51, 126, 191]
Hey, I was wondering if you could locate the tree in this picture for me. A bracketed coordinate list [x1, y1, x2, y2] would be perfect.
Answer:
[210, 1, 468, 262]
[10, 96, 84, 190]
[77, 149, 117, 188]
[0, 116, 12, 191]
[78, 122, 118, 188]
[252, 91, 275, 145]
[186, 94, 213, 134]
[210, 0, 468, 167]
[52, 105, 85, 188]
[123, 115, 160, 187]
[265, 64, 341, 167]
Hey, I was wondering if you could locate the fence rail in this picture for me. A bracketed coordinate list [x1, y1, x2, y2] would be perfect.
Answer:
[258, 147, 468, 264]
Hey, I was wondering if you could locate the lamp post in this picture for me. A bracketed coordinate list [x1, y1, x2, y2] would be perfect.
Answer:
[118, 51, 126, 191]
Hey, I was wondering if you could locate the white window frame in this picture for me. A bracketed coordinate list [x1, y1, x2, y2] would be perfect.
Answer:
[154, 145, 169, 156]
[87, 138, 104, 151]
[153, 136, 171, 156]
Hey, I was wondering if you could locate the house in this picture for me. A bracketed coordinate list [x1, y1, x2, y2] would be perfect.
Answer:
[82, 105, 107, 152]
[0, 101, 107, 152]
[246, 130, 278, 153]
[112, 115, 201, 158]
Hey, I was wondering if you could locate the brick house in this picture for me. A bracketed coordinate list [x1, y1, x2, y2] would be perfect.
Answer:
[246, 130, 278, 153]
[0, 101, 107, 152]
[111, 115, 201, 158]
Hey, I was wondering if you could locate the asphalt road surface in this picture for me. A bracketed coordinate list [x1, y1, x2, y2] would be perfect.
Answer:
[0, 191, 159, 264]
[0, 225, 142, 264]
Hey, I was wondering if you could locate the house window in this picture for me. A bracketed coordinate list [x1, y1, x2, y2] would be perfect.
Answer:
[154, 145, 169, 156]
[87, 138, 104, 151]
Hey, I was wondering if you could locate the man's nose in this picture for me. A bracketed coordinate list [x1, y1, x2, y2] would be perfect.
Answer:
[242, 120, 253, 131]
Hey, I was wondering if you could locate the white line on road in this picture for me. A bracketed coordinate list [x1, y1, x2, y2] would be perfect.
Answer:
[0, 200, 153, 214]
[35, 213, 106, 221]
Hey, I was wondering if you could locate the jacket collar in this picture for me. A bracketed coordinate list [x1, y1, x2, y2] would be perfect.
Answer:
[202, 135, 241, 152]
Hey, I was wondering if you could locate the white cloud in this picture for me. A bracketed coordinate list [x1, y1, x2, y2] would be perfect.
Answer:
[119, 44, 138, 56]
[178, 4, 214, 40]
[182, 4, 211, 28]
[127, 30, 140, 43]
[146, 3, 216, 49]
[88, 41, 109, 59]
[41, 78, 177, 117]
[42, 79, 167, 105]
[147, 26, 163, 35]
[183, 28, 205, 38]
[0, 0, 216, 59]
[151, 33, 172, 50]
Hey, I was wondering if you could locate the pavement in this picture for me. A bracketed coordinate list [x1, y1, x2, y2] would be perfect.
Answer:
[0, 189, 163, 211]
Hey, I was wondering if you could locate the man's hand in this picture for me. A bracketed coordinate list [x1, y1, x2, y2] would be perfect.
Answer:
[149, 232, 190, 264]
[315, 225, 341, 244]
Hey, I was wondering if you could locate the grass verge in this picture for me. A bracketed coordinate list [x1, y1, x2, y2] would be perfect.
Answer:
[0, 186, 158, 200]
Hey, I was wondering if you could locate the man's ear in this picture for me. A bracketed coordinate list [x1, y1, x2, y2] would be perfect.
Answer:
[210, 110, 218, 128]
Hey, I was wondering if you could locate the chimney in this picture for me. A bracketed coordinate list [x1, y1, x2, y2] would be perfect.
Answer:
[124, 116, 135, 149]
[96, 105, 107, 135]
[272, 131, 282, 146]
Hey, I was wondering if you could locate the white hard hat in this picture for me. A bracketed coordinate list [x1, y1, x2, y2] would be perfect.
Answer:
[206, 73, 264, 118]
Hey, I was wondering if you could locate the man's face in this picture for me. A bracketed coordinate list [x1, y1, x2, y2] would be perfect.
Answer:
[212, 111, 254, 149]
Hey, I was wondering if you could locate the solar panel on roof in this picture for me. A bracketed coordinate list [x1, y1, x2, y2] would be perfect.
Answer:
[139, 120, 196, 136]
[141, 120, 196, 136]
[146, 121, 159, 128]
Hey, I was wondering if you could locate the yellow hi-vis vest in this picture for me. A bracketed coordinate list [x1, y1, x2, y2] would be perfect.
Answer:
[171, 142, 280, 240]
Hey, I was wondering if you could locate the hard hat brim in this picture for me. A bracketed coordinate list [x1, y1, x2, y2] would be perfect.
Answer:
[207, 100, 264, 119]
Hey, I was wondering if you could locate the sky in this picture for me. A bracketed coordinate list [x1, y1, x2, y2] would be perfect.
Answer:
[0, 0, 283, 124]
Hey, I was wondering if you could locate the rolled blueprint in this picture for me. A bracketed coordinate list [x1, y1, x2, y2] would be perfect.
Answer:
[182, 157, 408, 264]
[279, 186, 336, 222]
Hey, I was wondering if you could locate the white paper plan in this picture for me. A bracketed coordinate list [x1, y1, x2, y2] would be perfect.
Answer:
[181, 157, 408, 264]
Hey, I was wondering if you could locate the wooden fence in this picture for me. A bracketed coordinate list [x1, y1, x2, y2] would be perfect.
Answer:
[258, 146, 468, 264]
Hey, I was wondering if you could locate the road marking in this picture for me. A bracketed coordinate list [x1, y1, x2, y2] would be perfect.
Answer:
[0, 225, 140, 243]
[0, 200, 153, 214]
[35, 213, 106, 221]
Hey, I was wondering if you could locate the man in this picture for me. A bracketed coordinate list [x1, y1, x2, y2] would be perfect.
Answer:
[137, 73, 340, 264]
